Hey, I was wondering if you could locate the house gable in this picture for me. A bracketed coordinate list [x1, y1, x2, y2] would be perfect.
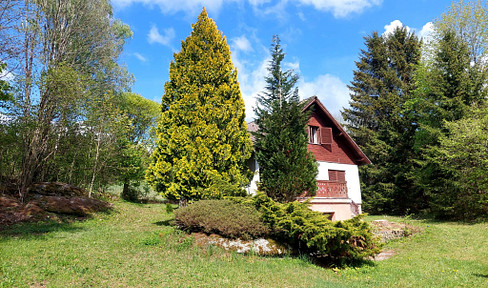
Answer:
[303, 96, 371, 166]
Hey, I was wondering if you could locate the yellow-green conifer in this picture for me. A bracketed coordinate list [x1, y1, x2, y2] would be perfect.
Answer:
[147, 8, 253, 201]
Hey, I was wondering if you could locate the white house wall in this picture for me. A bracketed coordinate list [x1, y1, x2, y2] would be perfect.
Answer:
[247, 158, 362, 206]
[316, 161, 362, 205]
[247, 158, 259, 195]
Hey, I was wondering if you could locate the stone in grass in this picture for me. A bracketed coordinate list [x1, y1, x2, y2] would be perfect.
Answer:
[193, 232, 291, 255]
[32, 195, 112, 216]
[28, 182, 88, 197]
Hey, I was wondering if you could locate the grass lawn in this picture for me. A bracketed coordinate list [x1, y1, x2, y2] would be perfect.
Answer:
[1, 201, 487, 287]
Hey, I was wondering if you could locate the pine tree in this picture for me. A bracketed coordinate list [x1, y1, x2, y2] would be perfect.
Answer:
[146, 8, 253, 202]
[253, 35, 317, 203]
[343, 27, 421, 214]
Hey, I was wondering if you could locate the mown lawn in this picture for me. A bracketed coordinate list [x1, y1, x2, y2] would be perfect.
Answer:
[1, 201, 487, 287]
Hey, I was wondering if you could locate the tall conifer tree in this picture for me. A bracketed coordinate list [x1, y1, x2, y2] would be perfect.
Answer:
[343, 27, 421, 214]
[253, 36, 317, 203]
[146, 8, 252, 202]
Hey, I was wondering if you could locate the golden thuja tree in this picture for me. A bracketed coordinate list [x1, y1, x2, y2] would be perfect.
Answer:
[147, 8, 253, 202]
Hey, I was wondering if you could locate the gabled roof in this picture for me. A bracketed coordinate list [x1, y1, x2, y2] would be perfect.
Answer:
[302, 96, 371, 166]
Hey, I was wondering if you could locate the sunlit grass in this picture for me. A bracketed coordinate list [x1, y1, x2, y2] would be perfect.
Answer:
[1, 201, 487, 287]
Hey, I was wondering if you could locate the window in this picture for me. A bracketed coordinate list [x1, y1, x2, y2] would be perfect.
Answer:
[328, 170, 346, 182]
[308, 126, 319, 144]
[308, 125, 333, 149]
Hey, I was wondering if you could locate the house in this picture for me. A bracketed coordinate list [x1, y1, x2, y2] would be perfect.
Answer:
[247, 96, 371, 221]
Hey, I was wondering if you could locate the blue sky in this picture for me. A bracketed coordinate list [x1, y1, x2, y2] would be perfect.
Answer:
[111, 0, 450, 121]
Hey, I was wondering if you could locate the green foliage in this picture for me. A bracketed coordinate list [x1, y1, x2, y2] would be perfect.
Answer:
[436, 0, 488, 65]
[120, 92, 160, 145]
[408, 28, 487, 219]
[245, 193, 381, 264]
[253, 36, 317, 203]
[0, 0, 134, 196]
[430, 105, 488, 220]
[343, 27, 422, 214]
[120, 185, 141, 202]
[165, 202, 174, 214]
[0, 62, 11, 106]
[174, 199, 269, 240]
[147, 8, 253, 201]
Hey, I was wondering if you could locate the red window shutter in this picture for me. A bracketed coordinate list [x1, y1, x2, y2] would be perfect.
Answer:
[337, 171, 346, 182]
[320, 127, 332, 145]
[328, 170, 346, 182]
[328, 170, 337, 181]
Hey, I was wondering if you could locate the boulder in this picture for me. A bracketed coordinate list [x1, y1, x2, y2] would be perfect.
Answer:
[193, 232, 291, 255]
[32, 195, 112, 216]
[28, 182, 87, 197]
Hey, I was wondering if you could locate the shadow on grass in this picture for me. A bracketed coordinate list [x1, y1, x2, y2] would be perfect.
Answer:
[473, 273, 488, 278]
[0, 219, 85, 240]
[153, 219, 174, 226]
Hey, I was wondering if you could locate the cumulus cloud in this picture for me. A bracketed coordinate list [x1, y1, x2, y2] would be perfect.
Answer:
[231, 36, 253, 53]
[133, 52, 147, 62]
[233, 55, 269, 121]
[382, 20, 436, 45]
[299, 74, 349, 119]
[147, 25, 175, 46]
[232, 52, 349, 121]
[112, 0, 382, 18]
[383, 19, 409, 36]
[418, 22, 434, 40]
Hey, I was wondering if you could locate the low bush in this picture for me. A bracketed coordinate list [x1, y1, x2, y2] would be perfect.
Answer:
[174, 199, 269, 240]
[232, 193, 382, 264]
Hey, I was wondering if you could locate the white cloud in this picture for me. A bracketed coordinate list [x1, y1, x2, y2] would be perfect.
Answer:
[296, 0, 383, 18]
[231, 36, 253, 53]
[147, 25, 175, 46]
[299, 74, 349, 119]
[418, 22, 434, 40]
[112, 0, 228, 16]
[133, 52, 147, 62]
[112, 0, 382, 18]
[383, 20, 409, 36]
[233, 55, 269, 122]
[0, 68, 14, 82]
[383, 20, 435, 43]
[232, 51, 349, 122]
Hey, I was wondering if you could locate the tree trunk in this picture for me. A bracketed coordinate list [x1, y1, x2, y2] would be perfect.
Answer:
[89, 131, 101, 198]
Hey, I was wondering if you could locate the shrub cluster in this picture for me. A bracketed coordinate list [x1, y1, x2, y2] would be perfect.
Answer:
[231, 193, 381, 263]
[174, 199, 269, 240]
[175, 194, 381, 263]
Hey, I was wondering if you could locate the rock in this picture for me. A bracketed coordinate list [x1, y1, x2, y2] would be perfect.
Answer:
[193, 232, 291, 256]
[0, 195, 48, 227]
[370, 219, 413, 242]
[32, 195, 112, 216]
[28, 182, 87, 197]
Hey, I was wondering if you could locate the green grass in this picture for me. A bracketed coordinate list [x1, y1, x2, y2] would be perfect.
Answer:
[1, 202, 487, 287]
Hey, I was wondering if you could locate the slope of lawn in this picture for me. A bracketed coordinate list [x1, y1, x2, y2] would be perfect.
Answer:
[1, 201, 487, 287]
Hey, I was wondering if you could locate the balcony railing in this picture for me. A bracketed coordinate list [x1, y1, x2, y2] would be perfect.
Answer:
[315, 180, 348, 198]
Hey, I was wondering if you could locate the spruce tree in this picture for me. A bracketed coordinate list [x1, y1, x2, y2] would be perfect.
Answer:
[146, 8, 253, 202]
[253, 35, 317, 203]
[343, 27, 421, 214]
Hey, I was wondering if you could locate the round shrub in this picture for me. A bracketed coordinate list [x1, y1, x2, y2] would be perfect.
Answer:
[174, 199, 269, 240]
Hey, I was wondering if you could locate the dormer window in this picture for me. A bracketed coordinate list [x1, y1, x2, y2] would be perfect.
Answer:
[309, 126, 319, 144]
